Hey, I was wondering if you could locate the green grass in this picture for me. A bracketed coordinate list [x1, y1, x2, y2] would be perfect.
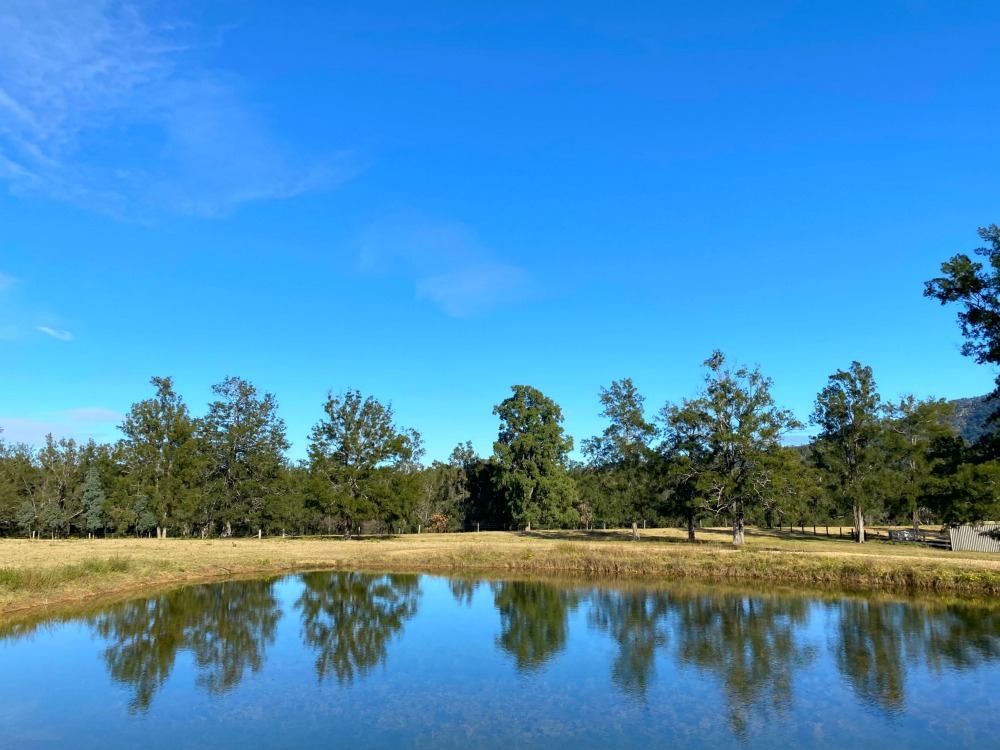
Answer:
[0, 556, 142, 592]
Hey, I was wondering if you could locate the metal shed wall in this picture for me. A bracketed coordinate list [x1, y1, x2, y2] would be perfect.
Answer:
[949, 524, 1000, 553]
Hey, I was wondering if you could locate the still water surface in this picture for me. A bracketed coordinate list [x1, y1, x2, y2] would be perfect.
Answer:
[2, 572, 1000, 749]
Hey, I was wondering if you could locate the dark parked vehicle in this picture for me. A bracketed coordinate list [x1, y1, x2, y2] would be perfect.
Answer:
[889, 529, 917, 542]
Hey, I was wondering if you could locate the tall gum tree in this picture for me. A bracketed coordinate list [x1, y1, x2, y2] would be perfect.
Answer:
[810, 362, 886, 544]
[582, 378, 657, 527]
[659, 351, 801, 546]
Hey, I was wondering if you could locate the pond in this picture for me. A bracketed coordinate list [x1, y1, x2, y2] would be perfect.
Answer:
[2, 572, 1000, 749]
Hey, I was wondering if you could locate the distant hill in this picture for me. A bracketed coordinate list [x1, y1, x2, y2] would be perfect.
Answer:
[948, 394, 996, 443]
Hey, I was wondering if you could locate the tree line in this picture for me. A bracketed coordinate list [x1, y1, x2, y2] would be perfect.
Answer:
[2, 224, 1000, 543]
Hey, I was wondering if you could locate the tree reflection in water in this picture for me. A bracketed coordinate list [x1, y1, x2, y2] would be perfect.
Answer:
[919, 602, 1000, 672]
[831, 598, 1000, 716]
[673, 591, 814, 742]
[89, 579, 280, 713]
[6, 570, 1000, 745]
[491, 580, 580, 672]
[831, 600, 906, 715]
[447, 577, 480, 607]
[587, 587, 670, 700]
[295, 571, 420, 684]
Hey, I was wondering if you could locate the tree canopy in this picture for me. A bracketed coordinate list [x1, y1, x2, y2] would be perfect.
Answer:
[492, 385, 577, 530]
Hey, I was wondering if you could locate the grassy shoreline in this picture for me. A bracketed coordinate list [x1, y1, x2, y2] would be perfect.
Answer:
[3, 527, 1000, 618]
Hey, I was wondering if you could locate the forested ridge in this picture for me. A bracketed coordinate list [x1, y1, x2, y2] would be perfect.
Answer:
[4, 224, 1000, 544]
[946, 394, 994, 443]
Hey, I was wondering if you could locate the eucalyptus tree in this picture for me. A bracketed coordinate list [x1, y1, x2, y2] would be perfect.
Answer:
[884, 396, 957, 531]
[810, 363, 888, 543]
[926, 445, 1000, 525]
[659, 351, 801, 545]
[308, 389, 421, 535]
[119, 377, 200, 538]
[766, 445, 829, 528]
[655, 450, 703, 541]
[199, 376, 290, 537]
[492, 385, 577, 530]
[925, 223, 1000, 419]
[34, 434, 83, 537]
[582, 378, 657, 526]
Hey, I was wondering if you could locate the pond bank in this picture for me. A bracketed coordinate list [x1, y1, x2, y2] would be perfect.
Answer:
[3, 529, 1000, 616]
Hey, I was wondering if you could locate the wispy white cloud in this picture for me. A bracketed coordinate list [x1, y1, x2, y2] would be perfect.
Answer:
[37, 326, 74, 341]
[0, 407, 123, 445]
[64, 407, 123, 422]
[359, 216, 535, 317]
[0, 272, 74, 342]
[0, 1, 353, 217]
[416, 261, 532, 317]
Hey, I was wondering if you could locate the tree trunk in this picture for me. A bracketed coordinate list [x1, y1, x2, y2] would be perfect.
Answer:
[854, 504, 865, 544]
[222, 521, 232, 538]
[631, 521, 639, 541]
[732, 508, 745, 546]
[687, 514, 696, 542]
[912, 507, 920, 535]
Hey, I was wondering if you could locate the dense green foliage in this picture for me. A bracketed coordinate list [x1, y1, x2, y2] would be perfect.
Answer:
[2, 224, 1000, 538]
[0, 360, 988, 540]
[492, 385, 577, 530]
[659, 352, 802, 545]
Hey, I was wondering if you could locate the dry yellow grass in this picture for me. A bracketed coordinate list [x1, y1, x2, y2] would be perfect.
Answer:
[2, 526, 1000, 617]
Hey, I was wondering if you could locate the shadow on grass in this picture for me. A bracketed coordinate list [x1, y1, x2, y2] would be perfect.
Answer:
[514, 527, 909, 549]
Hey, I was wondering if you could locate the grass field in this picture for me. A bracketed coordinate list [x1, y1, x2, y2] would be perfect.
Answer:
[3, 526, 1000, 617]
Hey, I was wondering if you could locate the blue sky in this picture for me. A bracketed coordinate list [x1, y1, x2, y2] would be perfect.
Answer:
[2, 0, 999, 462]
